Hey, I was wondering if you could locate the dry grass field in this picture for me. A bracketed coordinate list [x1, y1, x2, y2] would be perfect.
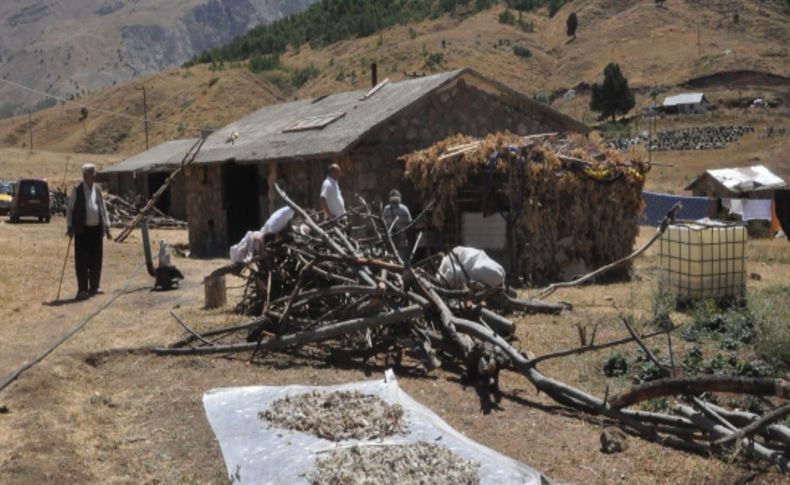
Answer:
[0, 213, 788, 483]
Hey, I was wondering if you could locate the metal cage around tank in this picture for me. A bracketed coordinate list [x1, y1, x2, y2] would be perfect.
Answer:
[659, 221, 747, 302]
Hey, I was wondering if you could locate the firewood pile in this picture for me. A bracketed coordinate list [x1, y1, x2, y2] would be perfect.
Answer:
[155, 186, 790, 473]
[105, 194, 186, 229]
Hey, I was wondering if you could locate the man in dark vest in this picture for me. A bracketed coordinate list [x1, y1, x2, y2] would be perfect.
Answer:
[66, 164, 112, 300]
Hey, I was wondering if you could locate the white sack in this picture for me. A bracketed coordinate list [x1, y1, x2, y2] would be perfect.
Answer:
[262, 206, 294, 236]
[229, 230, 262, 264]
[437, 246, 505, 289]
[230, 207, 295, 264]
[202, 370, 546, 485]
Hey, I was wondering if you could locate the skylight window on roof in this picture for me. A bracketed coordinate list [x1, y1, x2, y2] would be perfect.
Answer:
[282, 112, 345, 133]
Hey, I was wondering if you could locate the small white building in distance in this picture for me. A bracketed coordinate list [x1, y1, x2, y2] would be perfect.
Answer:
[662, 92, 708, 114]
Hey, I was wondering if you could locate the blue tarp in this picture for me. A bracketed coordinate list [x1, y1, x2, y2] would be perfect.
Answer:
[640, 191, 717, 225]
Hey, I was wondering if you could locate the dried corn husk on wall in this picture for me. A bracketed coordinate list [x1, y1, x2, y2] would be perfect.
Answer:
[402, 132, 647, 284]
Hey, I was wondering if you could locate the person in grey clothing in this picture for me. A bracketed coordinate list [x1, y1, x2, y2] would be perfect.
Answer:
[66, 164, 112, 300]
[382, 189, 412, 263]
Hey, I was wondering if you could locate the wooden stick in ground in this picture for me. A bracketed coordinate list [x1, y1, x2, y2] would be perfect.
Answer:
[56, 236, 73, 301]
[530, 327, 671, 365]
[115, 137, 204, 242]
[614, 304, 667, 373]
[537, 202, 681, 299]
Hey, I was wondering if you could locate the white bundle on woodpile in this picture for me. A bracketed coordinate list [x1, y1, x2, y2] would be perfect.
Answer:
[104, 194, 187, 229]
[154, 185, 790, 473]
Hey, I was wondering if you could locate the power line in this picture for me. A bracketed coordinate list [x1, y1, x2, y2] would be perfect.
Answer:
[0, 76, 203, 133]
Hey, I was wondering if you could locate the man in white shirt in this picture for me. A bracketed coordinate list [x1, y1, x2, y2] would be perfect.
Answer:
[320, 163, 345, 219]
[66, 164, 112, 300]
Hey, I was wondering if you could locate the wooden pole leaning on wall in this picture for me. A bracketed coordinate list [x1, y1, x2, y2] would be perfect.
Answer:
[114, 136, 206, 243]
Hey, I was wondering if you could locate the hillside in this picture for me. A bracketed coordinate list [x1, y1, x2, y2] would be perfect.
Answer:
[0, 64, 285, 155]
[0, 0, 787, 171]
[0, 0, 316, 119]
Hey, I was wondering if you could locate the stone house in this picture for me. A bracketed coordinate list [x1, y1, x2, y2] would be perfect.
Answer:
[99, 138, 198, 221]
[185, 68, 588, 257]
[685, 165, 785, 199]
[661, 92, 708, 115]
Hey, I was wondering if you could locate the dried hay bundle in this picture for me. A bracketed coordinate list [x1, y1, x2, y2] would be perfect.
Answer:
[306, 442, 480, 485]
[402, 132, 647, 284]
[260, 390, 407, 441]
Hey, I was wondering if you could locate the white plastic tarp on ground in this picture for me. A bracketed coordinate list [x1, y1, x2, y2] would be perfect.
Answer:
[202, 370, 547, 485]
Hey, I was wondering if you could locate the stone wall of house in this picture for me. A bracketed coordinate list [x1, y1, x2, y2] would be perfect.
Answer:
[169, 171, 188, 221]
[343, 77, 572, 204]
[185, 164, 227, 258]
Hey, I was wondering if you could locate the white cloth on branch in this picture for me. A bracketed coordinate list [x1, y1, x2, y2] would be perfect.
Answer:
[229, 207, 295, 264]
[437, 246, 506, 289]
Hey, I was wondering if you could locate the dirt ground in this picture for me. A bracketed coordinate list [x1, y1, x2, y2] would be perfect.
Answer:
[0, 216, 789, 484]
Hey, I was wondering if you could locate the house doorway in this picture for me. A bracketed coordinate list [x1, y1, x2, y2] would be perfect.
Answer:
[224, 162, 260, 246]
[147, 172, 171, 215]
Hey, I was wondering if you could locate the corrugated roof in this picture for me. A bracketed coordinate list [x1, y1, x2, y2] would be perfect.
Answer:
[662, 92, 705, 106]
[101, 138, 199, 174]
[194, 68, 587, 165]
[686, 165, 786, 193]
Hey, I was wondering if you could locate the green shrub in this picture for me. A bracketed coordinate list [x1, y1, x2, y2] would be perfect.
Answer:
[603, 352, 628, 377]
[499, 9, 516, 25]
[291, 65, 320, 88]
[513, 45, 532, 58]
[750, 286, 790, 365]
[249, 54, 281, 73]
[423, 52, 445, 70]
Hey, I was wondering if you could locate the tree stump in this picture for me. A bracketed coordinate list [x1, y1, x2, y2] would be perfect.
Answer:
[204, 274, 226, 309]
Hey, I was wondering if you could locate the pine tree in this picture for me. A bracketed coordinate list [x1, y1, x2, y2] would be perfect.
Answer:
[566, 12, 577, 39]
[590, 63, 635, 122]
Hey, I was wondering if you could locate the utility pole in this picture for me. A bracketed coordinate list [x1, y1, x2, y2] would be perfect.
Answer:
[137, 85, 149, 150]
[28, 110, 33, 151]
[697, 24, 701, 56]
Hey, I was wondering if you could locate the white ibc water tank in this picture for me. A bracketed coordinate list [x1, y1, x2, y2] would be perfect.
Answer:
[659, 222, 747, 301]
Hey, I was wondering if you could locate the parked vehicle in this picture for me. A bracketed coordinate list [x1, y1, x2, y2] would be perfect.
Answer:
[0, 181, 12, 214]
[9, 178, 50, 223]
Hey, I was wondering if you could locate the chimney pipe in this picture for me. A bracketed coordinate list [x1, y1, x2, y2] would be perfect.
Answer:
[371, 63, 378, 88]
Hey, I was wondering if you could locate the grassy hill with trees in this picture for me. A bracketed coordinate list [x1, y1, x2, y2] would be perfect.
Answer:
[0, 0, 787, 183]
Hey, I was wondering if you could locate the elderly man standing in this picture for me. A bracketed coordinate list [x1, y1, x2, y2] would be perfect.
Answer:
[383, 189, 412, 263]
[320, 163, 345, 220]
[66, 164, 111, 300]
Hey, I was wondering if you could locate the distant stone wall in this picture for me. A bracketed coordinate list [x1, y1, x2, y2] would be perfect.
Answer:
[185, 164, 227, 258]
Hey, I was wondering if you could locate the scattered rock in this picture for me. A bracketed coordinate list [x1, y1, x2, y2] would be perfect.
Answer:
[600, 426, 628, 454]
[750, 272, 762, 281]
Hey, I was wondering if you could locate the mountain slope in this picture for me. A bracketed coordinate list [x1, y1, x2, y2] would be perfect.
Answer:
[0, 0, 316, 118]
[0, 0, 787, 157]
